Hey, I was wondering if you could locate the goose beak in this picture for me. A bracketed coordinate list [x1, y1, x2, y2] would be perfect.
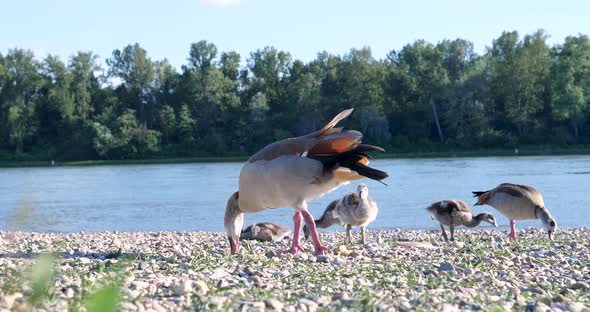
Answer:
[229, 237, 240, 254]
[547, 230, 554, 241]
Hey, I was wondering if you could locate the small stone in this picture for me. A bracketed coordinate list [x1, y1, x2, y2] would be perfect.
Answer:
[194, 280, 208, 293]
[121, 302, 138, 311]
[216, 280, 228, 288]
[239, 301, 265, 312]
[265, 250, 278, 258]
[332, 292, 349, 301]
[545, 250, 558, 257]
[1, 292, 23, 308]
[273, 270, 290, 278]
[65, 288, 74, 298]
[210, 268, 230, 280]
[244, 266, 256, 275]
[265, 299, 284, 311]
[568, 302, 586, 312]
[338, 245, 350, 256]
[463, 268, 474, 275]
[438, 262, 454, 272]
[79, 257, 91, 264]
[298, 298, 318, 311]
[349, 251, 360, 257]
[317, 255, 330, 263]
[130, 281, 150, 290]
[175, 280, 193, 296]
[569, 282, 589, 290]
[423, 269, 438, 276]
[453, 241, 465, 248]
[248, 275, 263, 286]
[441, 303, 459, 312]
[332, 260, 343, 267]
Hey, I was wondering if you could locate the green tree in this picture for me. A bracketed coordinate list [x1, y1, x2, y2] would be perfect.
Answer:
[0, 49, 42, 153]
[551, 34, 590, 140]
[188, 40, 218, 73]
[107, 43, 154, 125]
[177, 104, 195, 145]
[220, 51, 241, 81]
[70, 52, 100, 121]
[159, 105, 176, 143]
[489, 30, 550, 138]
[384, 40, 449, 144]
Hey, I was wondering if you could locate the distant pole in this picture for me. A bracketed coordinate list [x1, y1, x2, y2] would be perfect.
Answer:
[430, 97, 444, 143]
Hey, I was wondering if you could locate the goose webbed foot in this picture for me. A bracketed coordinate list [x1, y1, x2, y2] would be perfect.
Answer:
[284, 243, 305, 255]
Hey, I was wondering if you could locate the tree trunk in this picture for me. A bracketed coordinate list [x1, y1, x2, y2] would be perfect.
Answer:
[430, 97, 444, 143]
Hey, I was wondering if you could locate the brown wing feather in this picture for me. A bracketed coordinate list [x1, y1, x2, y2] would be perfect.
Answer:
[308, 131, 362, 156]
[453, 200, 472, 213]
[248, 109, 354, 162]
[476, 192, 492, 205]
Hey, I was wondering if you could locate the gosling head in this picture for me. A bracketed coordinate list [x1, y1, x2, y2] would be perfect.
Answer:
[476, 212, 498, 228]
[536, 206, 557, 240]
[224, 192, 244, 254]
[357, 184, 369, 200]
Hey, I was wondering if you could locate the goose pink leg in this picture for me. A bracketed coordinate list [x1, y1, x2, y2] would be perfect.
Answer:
[301, 210, 329, 256]
[285, 211, 305, 255]
[508, 220, 517, 240]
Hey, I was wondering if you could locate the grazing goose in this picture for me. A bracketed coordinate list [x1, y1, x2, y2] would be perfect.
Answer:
[224, 109, 388, 255]
[241, 222, 290, 242]
[426, 199, 498, 242]
[303, 184, 378, 244]
[473, 183, 557, 240]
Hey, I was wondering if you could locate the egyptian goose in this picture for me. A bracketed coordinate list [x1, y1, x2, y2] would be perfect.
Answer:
[224, 109, 388, 255]
[240, 222, 290, 242]
[303, 184, 378, 244]
[473, 183, 557, 240]
[426, 199, 497, 242]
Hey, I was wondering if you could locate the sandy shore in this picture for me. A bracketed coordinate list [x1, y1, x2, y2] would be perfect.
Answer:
[0, 228, 589, 311]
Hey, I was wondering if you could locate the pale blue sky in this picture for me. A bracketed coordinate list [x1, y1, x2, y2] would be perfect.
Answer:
[2, 0, 589, 68]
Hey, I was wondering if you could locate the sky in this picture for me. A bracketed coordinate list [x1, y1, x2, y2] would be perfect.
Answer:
[2, 0, 589, 69]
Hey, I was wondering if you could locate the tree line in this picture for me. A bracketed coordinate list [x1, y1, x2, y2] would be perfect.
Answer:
[1, 30, 589, 161]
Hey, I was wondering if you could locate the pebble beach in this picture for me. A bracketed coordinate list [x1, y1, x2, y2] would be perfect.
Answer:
[0, 228, 589, 311]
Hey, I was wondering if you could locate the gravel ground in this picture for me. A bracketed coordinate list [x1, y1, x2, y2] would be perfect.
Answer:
[0, 228, 589, 311]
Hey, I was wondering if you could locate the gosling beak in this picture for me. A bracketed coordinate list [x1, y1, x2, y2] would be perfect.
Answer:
[228, 237, 240, 254]
[547, 231, 554, 241]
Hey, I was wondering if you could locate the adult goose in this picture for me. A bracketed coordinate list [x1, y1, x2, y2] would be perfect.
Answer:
[473, 183, 557, 240]
[224, 109, 388, 255]
[426, 199, 497, 242]
[303, 184, 378, 244]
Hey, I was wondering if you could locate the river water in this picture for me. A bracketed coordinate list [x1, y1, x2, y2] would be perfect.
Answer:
[0, 156, 588, 233]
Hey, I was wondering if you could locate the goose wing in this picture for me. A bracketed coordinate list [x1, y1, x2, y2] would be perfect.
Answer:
[247, 109, 362, 163]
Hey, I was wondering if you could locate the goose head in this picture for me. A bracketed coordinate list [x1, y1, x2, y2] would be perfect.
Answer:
[475, 212, 498, 228]
[224, 192, 244, 253]
[536, 206, 557, 240]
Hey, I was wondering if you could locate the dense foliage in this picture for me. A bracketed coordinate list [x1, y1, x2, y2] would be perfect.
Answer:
[1, 30, 590, 161]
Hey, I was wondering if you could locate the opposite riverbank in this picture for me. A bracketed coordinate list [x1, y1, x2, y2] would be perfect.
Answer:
[0, 229, 589, 311]
[1, 145, 590, 168]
